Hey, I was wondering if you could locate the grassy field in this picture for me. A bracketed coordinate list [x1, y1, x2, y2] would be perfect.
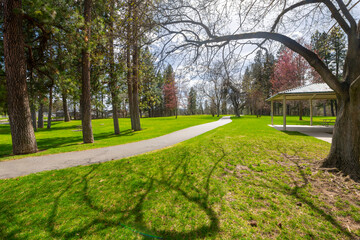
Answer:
[0, 115, 220, 161]
[270, 115, 336, 126]
[0, 115, 359, 239]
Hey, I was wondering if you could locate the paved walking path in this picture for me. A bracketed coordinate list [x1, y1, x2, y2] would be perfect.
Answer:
[0, 117, 232, 179]
[270, 125, 333, 143]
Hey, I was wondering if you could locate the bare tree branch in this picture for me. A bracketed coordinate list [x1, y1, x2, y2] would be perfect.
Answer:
[335, 0, 357, 30]
[271, 0, 351, 34]
[185, 31, 344, 95]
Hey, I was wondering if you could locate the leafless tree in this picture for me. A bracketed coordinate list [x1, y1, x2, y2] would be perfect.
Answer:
[156, 0, 360, 179]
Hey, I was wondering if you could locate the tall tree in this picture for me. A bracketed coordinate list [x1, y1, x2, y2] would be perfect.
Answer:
[3, 0, 37, 154]
[131, 0, 141, 130]
[81, 0, 94, 143]
[163, 65, 178, 117]
[329, 27, 346, 79]
[125, 0, 142, 131]
[108, 0, 120, 134]
[139, 48, 162, 117]
[187, 87, 197, 115]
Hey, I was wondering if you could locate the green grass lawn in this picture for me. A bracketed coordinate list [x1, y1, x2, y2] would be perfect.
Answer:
[1, 116, 359, 239]
[0, 115, 220, 162]
[270, 115, 336, 126]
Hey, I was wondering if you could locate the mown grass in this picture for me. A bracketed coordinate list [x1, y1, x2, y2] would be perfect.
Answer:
[270, 115, 336, 126]
[1, 116, 359, 239]
[0, 115, 220, 162]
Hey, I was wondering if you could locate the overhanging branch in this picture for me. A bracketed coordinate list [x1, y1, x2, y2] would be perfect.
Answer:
[191, 31, 345, 95]
[271, 0, 351, 34]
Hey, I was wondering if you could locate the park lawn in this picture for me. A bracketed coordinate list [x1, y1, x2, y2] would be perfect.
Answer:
[0, 115, 221, 162]
[270, 115, 336, 126]
[1, 116, 359, 239]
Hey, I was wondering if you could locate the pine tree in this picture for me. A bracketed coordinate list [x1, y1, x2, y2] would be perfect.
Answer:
[187, 87, 197, 115]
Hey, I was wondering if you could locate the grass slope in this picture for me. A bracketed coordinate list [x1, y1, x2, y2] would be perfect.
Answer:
[0, 115, 219, 162]
[0, 116, 359, 239]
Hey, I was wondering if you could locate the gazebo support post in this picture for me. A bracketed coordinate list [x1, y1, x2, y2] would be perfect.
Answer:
[283, 96, 286, 131]
[271, 100, 274, 126]
[310, 98, 313, 126]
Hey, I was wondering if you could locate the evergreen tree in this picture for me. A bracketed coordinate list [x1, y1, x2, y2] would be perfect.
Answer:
[187, 87, 197, 115]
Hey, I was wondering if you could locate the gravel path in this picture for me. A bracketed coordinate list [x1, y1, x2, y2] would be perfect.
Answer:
[0, 116, 232, 179]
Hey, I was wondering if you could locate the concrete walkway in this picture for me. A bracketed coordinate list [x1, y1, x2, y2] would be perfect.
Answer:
[270, 125, 333, 143]
[0, 117, 232, 179]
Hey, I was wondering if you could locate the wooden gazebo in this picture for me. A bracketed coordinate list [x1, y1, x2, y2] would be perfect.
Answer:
[266, 83, 336, 130]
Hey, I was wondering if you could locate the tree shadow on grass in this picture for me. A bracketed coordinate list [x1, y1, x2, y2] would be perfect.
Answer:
[281, 131, 309, 137]
[0, 199, 21, 239]
[44, 142, 226, 239]
[0, 129, 136, 159]
[0, 125, 11, 135]
[0, 144, 13, 157]
[259, 146, 355, 239]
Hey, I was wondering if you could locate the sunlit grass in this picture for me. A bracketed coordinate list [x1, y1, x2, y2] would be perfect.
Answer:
[0, 116, 358, 239]
[270, 115, 336, 126]
[0, 115, 220, 161]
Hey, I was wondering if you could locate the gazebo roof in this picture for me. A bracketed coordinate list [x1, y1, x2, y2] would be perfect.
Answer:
[266, 83, 336, 101]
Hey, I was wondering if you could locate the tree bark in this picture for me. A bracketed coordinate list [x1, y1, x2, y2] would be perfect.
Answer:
[130, 0, 141, 131]
[30, 103, 37, 132]
[322, 92, 360, 179]
[126, 0, 135, 130]
[62, 93, 70, 122]
[126, 42, 134, 129]
[73, 100, 77, 120]
[38, 102, 44, 128]
[47, 84, 53, 129]
[81, 0, 94, 143]
[4, 0, 37, 154]
[109, 1, 120, 135]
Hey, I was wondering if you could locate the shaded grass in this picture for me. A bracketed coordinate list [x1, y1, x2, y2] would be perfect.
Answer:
[0, 116, 359, 239]
[0, 115, 220, 162]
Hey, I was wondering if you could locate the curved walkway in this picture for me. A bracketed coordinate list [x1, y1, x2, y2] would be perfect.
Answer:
[0, 116, 232, 179]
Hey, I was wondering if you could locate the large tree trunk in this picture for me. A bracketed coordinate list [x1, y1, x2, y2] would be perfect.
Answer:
[4, 0, 37, 155]
[62, 93, 70, 122]
[126, 0, 135, 130]
[73, 102, 76, 120]
[299, 102, 303, 120]
[130, 0, 141, 131]
[47, 84, 53, 129]
[126, 45, 134, 129]
[109, 1, 120, 135]
[38, 102, 44, 128]
[80, 0, 94, 143]
[30, 103, 37, 132]
[322, 92, 360, 179]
